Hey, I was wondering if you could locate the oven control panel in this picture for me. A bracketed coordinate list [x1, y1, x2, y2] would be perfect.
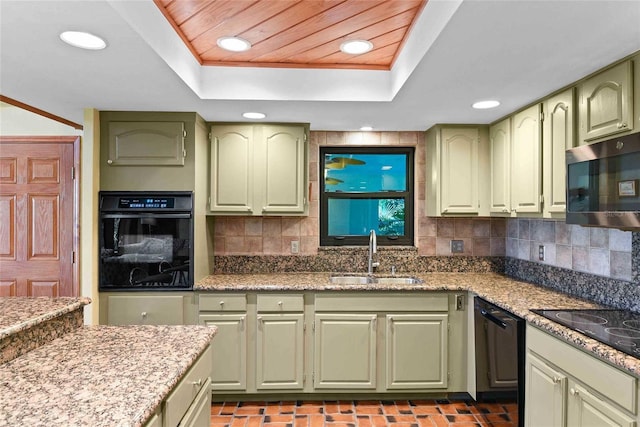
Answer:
[118, 197, 175, 209]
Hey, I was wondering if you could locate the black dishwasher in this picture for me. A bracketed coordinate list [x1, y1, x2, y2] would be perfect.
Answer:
[474, 296, 525, 427]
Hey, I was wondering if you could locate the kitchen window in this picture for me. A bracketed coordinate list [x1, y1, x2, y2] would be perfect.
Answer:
[320, 147, 414, 246]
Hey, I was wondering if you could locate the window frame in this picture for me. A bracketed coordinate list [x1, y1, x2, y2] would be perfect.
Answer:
[320, 146, 414, 246]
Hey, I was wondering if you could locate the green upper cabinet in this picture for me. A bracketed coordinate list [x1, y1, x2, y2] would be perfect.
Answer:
[209, 123, 309, 216]
[106, 121, 185, 166]
[542, 88, 575, 216]
[489, 118, 512, 215]
[511, 104, 543, 214]
[425, 125, 489, 216]
[578, 59, 634, 144]
[99, 111, 207, 191]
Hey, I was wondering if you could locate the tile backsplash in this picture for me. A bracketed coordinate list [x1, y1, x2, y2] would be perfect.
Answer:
[506, 218, 634, 281]
[213, 130, 506, 258]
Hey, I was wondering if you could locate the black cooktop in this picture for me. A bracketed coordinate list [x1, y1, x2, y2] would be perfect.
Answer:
[531, 309, 640, 358]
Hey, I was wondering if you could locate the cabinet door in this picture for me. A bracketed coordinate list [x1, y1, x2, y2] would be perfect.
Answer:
[440, 128, 479, 214]
[199, 314, 247, 391]
[525, 352, 567, 427]
[314, 313, 377, 389]
[256, 313, 304, 390]
[511, 104, 542, 213]
[209, 125, 254, 213]
[567, 380, 636, 427]
[543, 89, 575, 215]
[489, 118, 511, 214]
[260, 125, 307, 214]
[385, 314, 448, 389]
[106, 295, 184, 325]
[578, 60, 634, 144]
[107, 121, 185, 166]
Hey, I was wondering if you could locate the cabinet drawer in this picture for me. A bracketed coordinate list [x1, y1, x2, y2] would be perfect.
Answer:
[199, 294, 246, 311]
[107, 295, 184, 325]
[164, 345, 213, 427]
[315, 293, 449, 312]
[528, 325, 637, 414]
[257, 294, 304, 312]
[177, 377, 212, 427]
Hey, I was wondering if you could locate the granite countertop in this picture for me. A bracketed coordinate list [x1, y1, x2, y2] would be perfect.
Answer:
[0, 324, 217, 427]
[196, 272, 640, 377]
[0, 297, 91, 340]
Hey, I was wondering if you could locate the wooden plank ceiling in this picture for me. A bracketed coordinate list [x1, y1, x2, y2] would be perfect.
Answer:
[153, 0, 427, 70]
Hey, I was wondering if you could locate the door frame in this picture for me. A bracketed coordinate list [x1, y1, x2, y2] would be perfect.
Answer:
[0, 135, 81, 296]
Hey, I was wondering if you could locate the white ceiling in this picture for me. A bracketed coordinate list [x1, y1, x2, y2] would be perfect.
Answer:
[1, 0, 639, 131]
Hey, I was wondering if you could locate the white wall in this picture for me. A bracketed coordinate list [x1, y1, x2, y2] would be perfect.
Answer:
[0, 102, 82, 136]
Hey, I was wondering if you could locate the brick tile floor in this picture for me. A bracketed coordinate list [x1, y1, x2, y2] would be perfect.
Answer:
[211, 399, 518, 427]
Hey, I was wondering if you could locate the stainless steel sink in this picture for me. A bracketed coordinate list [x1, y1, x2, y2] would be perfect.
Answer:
[328, 275, 372, 284]
[328, 275, 422, 285]
[374, 276, 423, 285]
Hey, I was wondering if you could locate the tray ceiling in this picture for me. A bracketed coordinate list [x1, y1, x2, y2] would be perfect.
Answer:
[153, 0, 426, 70]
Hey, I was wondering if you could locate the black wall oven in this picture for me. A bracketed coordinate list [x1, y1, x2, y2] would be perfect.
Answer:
[99, 191, 193, 291]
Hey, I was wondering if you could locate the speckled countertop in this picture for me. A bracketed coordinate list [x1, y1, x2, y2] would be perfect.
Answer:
[0, 325, 217, 427]
[0, 296, 91, 340]
[196, 272, 640, 377]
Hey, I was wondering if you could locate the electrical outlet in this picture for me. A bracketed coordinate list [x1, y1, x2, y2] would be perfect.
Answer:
[538, 244, 545, 261]
[451, 240, 464, 253]
[291, 240, 300, 254]
[455, 294, 465, 311]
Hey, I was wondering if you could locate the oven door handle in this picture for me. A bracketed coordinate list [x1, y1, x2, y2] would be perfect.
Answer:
[480, 308, 508, 329]
[101, 213, 191, 219]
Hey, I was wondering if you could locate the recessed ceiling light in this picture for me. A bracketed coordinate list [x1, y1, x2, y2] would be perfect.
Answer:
[340, 40, 373, 55]
[360, 126, 373, 131]
[472, 100, 500, 109]
[242, 112, 266, 119]
[59, 31, 107, 50]
[217, 36, 251, 52]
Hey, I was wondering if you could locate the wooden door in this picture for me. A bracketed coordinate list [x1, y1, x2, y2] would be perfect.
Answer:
[0, 137, 78, 297]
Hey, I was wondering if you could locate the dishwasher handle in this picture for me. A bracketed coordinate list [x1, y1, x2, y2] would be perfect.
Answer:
[480, 308, 508, 329]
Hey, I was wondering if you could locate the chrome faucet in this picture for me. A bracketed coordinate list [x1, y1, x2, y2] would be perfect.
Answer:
[368, 229, 379, 274]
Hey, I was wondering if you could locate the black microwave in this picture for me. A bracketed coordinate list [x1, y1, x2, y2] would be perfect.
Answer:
[566, 132, 640, 230]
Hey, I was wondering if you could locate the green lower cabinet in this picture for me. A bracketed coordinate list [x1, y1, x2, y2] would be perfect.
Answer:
[385, 313, 448, 390]
[525, 352, 567, 427]
[567, 380, 635, 427]
[199, 314, 247, 391]
[525, 325, 639, 427]
[313, 313, 377, 390]
[256, 313, 304, 390]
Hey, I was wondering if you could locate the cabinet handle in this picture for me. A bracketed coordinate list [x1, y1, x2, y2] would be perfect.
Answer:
[502, 208, 509, 213]
[552, 376, 561, 384]
[191, 378, 203, 387]
[141, 312, 147, 318]
[278, 301, 283, 308]
[570, 388, 579, 396]
[240, 316, 245, 328]
[617, 122, 628, 129]
[257, 315, 263, 321]
[107, 159, 113, 165]
[219, 301, 224, 306]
